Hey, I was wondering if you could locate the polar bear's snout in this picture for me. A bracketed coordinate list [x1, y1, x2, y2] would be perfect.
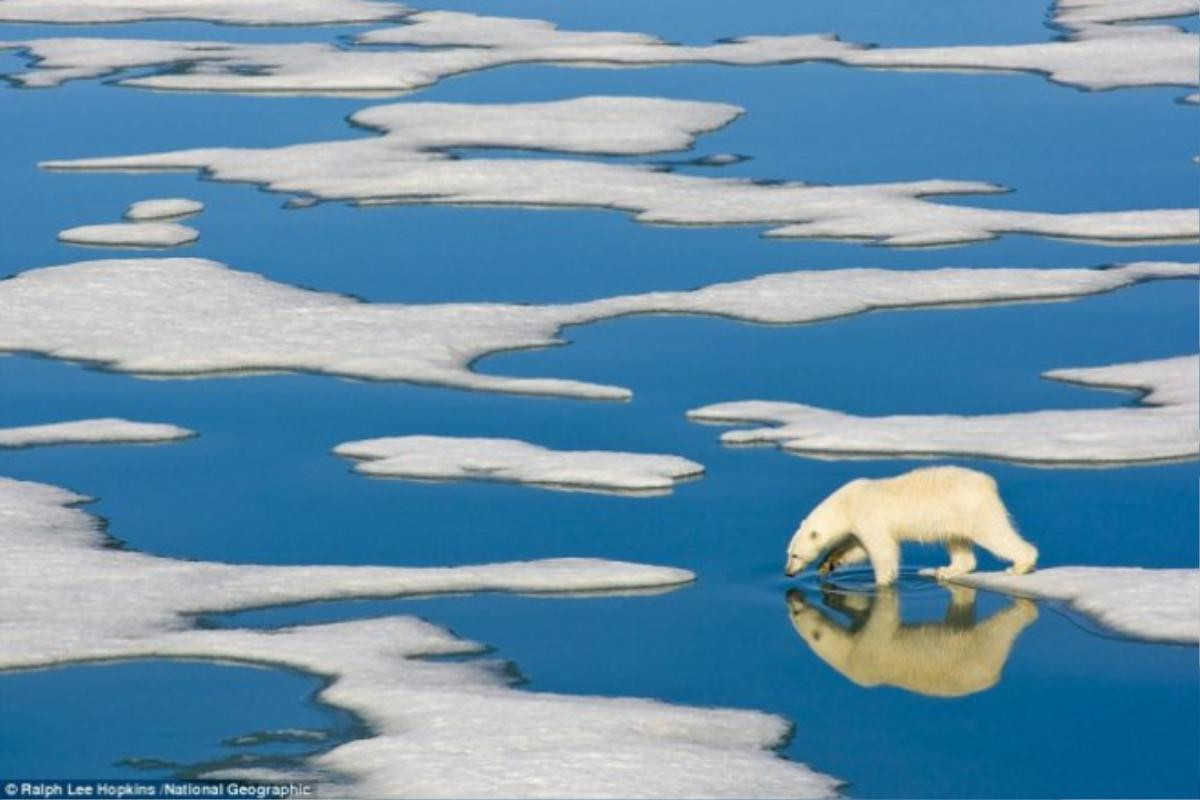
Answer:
[785, 533, 812, 576]
[786, 520, 826, 577]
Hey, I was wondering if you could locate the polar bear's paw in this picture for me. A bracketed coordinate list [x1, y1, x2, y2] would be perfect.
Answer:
[919, 566, 972, 581]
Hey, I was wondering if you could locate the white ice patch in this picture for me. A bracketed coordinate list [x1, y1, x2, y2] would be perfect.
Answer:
[0, 17, 857, 94]
[0, 257, 1191, 399]
[0, 0, 407, 26]
[688, 355, 1199, 467]
[125, 197, 204, 221]
[0, 475, 841, 798]
[0, 418, 193, 447]
[334, 435, 704, 495]
[2, 2, 1194, 95]
[40, 97, 1197, 247]
[1054, 0, 1199, 26]
[57, 221, 198, 248]
[355, 10, 859, 64]
[951, 567, 1200, 643]
[844, 0, 1199, 92]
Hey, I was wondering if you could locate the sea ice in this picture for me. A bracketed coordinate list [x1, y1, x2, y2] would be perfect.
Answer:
[1053, 0, 1199, 26]
[0, 257, 1190, 399]
[844, 0, 1198, 92]
[688, 355, 1199, 466]
[951, 566, 1199, 643]
[125, 197, 204, 221]
[0, 16, 859, 94]
[0, 417, 194, 447]
[0, 0, 407, 25]
[334, 435, 704, 494]
[57, 221, 199, 248]
[2, 1, 1194, 95]
[41, 97, 1197, 247]
[0, 475, 839, 798]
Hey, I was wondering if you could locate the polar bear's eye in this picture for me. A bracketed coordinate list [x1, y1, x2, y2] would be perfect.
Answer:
[810, 531, 818, 539]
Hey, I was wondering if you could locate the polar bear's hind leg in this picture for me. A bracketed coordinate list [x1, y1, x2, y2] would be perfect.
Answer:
[933, 538, 977, 580]
[974, 515, 1038, 575]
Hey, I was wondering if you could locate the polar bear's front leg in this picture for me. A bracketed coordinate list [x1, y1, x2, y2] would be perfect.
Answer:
[860, 533, 900, 586]
[817, 538, 869, 575]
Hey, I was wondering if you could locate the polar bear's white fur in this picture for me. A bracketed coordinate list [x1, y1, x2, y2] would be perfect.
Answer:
[786, 466, 1037, 586]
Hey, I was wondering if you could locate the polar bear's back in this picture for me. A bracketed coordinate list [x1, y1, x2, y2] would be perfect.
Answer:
[847, 465, 1010, 542]
[876, 465, 998, 495]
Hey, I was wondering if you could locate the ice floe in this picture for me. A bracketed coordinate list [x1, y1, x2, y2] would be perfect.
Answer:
[0, 258, 1191, 398]
[0, 13, 856, 95]
[0, 417, 193, 447]
[41, 97, 1197, 247]
[372, 2, 1200, 93]
[57, 221, 198, 248]
[0, 0, 407, 26]
[125, 197, 204, 221]
[1053, 0, 1199, 27]
[951, 567, 1200, 644]
[2, 2, 1194, 96]
[355, 9, 859, 65]
[844, 0, 1199, 92]
[0, 475, 841, 798]
[334, 435, 704, 495]
[688, 355, 1199, 467]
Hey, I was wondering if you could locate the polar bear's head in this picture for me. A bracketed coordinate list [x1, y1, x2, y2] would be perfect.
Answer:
[785, 483, 856, 577]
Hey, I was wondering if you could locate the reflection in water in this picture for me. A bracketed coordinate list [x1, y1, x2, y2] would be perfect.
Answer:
[786, 585, 1037, 698]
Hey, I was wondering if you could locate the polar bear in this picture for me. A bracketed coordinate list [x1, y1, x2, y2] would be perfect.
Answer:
[785, 466, 1037, 586]
[786, 586, 1038, 697]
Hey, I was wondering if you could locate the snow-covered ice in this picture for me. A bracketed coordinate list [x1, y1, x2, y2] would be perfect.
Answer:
[355, 10, 860, 65]
[585, 261, 1200, 324]
[0, 257, 1190, 399]
[951, 567, 1199, 644]
[0, 475, 698, 669]
[41, 97, 1197, 248]
[844, 0, 1198, 92]
[1053, 0, 1198, 26]
[0, 0, 407, 25]
[0, 418, 193, 447]
[2, 1, 1194, 95]
[334, 435, 704, 494]
[0, 32, 854, 94]
[0, 475, 840, 798]
[125, 197, 204, 221]
[688, 355, 1199, 466]
[57, 221, 199, 248]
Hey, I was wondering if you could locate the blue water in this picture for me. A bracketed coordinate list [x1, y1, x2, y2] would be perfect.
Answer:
[0, 661, 356, 778]
[0, 2, 1196, 797]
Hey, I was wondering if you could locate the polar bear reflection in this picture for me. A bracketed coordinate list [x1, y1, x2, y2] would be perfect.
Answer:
[787, 585, 1037, 697]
